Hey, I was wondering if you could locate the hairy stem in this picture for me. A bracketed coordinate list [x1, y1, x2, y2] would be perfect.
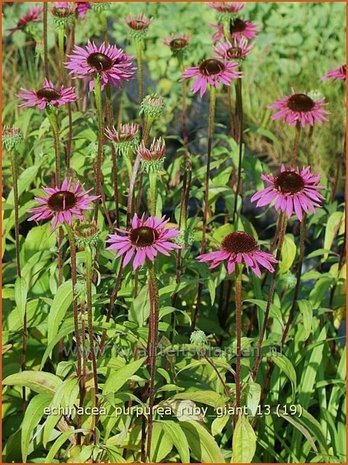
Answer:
[43, 3, 49, 79]
[235, 265, 243, 410]
[146, 261, 160, 461]
[148, 170, 157, 217]
[85, 245, 99, 444]
[290, 121, 301, 166]
[251, 212, 287, 380]
[66, 227, 83, 433]
[136, 42, 144, 103]
[93, 77, 104, 222]
[281, 215, 306, 345]
[191, 86, 216, 331]
[232, 78, 243, 223]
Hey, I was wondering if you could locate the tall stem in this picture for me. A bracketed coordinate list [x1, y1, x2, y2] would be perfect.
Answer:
[57, 27, 66, 84]
[136, 42, 144, 103]
[85, 245, 99, 443]
[11, 150, 26, 410]
[251, 212, 287, 380]
[146, 260, 160, 461]
[47, 109, 61, 185]
[191, 87, 216, 331]
[66, 228, 83, 430]
[290, 121, 301, 166]
[232, 78, 243, 223]
[235, 265, 243, 410]
[93, 77, 104, 222]
[43, 3, 49, 79]
[148, 170, 157, 217]
[281, 216, 306, 345]
[201, 86, 216, 252]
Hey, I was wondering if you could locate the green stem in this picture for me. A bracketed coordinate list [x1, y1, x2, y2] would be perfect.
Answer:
[85, 245, 99, 444]
[148, 170, 157, 217]
[251, 211, 287, 380]
[191, 86, 216, 331]
[136, 42, 144, 103]
[232, 78, 243, 223]
[93, 77, 104, 221]
[290, 121, 301, 167]
[66, 227, 83, 431]
[43, 3, 49, 79]
[146, 260, 160, 461]
[235, 264, 243, 411]
[57, 27, 66, 83]
[281, 215, 306, 345]
[46, 109, 61, 185]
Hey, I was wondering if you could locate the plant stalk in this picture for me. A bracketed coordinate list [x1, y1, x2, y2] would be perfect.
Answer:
[235, 265, 243, 410]
[290, 121, 301, 166]
[93, 77, 104, 222]
[232, 78, 243, 223]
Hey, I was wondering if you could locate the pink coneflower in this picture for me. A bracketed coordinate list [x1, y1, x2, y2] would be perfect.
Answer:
[208, 2, 245, 14]
[211, 18, 258, 41]
[107, 214, 179, 270]
[214, 37, 253, 60]
[137, 138, 166, 162]
[9, 5, 43, 33]
[198, 231, 277, 277]
[28, 178, 99, 230]
[270, 91, 329, 127]
[163, 33, 190, 53]
[51, 2, 76, 18]
[183, 58, 241, 97]
[76, 2, 91, 18]
[322, 64, 346, 82]
[18, 79, 77, 109]
[251, 166, 324, 221]
[66, 41, 135, 91]
[105, 123, 140, 155]
[125, 13, 152, 32]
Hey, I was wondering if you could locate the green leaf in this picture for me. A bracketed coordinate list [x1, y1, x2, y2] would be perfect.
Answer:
[14, 276, 28, 322]
[180, 420, 225, 463]
[21, 393, 52, 462]
[323, 211, 344, 261]
[279, 234, 297, 274]
[173, 391, 228, 408]
[103, 358, 146, 395]
[43, 378, 79, 447]
[297, 300, 313, 340]
[3, 371, 62, 395]
[245, 382, 261, 416]
[232, 415, 256, 463]
[46, 429, 88, 462]
[160, 420, 190, 463]
[47, 281, 73, 345]
[150, 422, 173, 462]
[271, 354, 297, 400]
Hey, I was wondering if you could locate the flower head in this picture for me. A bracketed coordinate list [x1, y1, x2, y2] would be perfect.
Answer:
[163, 33, 190, 57]
[2, 126, 23, 152]
[139, 93, 165, 120]
[73, 221, 101, 249]
[66, 41, 135, 91]
[9, 6, 43, 33]
[183, 58, 241, 97]
[208, 2, 245, 14]
[107, 214, 179, 270]
[76, 2, 91, 17]
[211, 17, 258, 41]
[17, 79, 77, 109]
[198, 231, 277, 277]
[126, 13, 152, 40]
[321, 64, 346, 82]
[91, 2, 110, 13]
[270, 91, 329, 127]
[51, 2, 76, 27]
[105, 123, 140, 156]
[251, 166, 324, 221]
[214, 37, 253, 61]
[137, 138, 166, 172]
[190, 330, 208, 347]
[28, 178, 99, 230]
